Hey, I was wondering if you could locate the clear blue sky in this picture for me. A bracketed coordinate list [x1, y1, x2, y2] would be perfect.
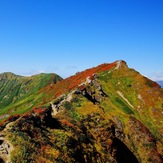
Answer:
[0, 0, 163, 80]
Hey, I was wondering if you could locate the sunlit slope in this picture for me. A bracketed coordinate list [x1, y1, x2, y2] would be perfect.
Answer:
[37, 62, 117, 105]
[0, 72, 62, 116]
[98, 61, 163, 136]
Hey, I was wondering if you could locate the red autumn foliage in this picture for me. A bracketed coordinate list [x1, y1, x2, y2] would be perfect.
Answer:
[32, 107, 46, 115]
[147, 137, 155, 142]
[39, 62, 117, 104]
[41, 145, 47, 151]
[60, 119, 76, 130]
[152, 82, 160, 88]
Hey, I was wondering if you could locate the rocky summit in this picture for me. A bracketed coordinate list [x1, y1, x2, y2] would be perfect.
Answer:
[0, 60, 162, 163]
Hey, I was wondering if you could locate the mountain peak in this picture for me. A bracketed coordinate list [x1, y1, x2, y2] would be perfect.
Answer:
[0, 72, 22, 80]
[114, 60, 128, 69]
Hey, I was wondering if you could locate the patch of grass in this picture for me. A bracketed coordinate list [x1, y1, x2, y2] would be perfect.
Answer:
[63, 101, 72, 110]
[115, 97, 134, 114]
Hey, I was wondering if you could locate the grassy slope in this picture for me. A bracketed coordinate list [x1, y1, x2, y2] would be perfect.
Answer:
[99, 62, 163, 137]
[0, 72, 62, 117]
[97, 62, 163, 162]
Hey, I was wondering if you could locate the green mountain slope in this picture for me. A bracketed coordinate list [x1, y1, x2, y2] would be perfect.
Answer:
[0, 72, 62, 118]
[0, 61, 162, 163]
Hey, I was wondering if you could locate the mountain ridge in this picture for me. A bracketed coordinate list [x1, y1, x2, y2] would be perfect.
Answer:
[0, 72, 62, 117]
[0, 60, 162, 162]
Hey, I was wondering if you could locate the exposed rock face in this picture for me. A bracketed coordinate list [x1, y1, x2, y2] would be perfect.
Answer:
[77, 75, 107, 104]
[50, 74, 107, 115]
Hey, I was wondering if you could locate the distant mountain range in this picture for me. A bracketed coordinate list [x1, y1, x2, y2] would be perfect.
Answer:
[0, 61, 162, 162]
[156, 80, 163, 88]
